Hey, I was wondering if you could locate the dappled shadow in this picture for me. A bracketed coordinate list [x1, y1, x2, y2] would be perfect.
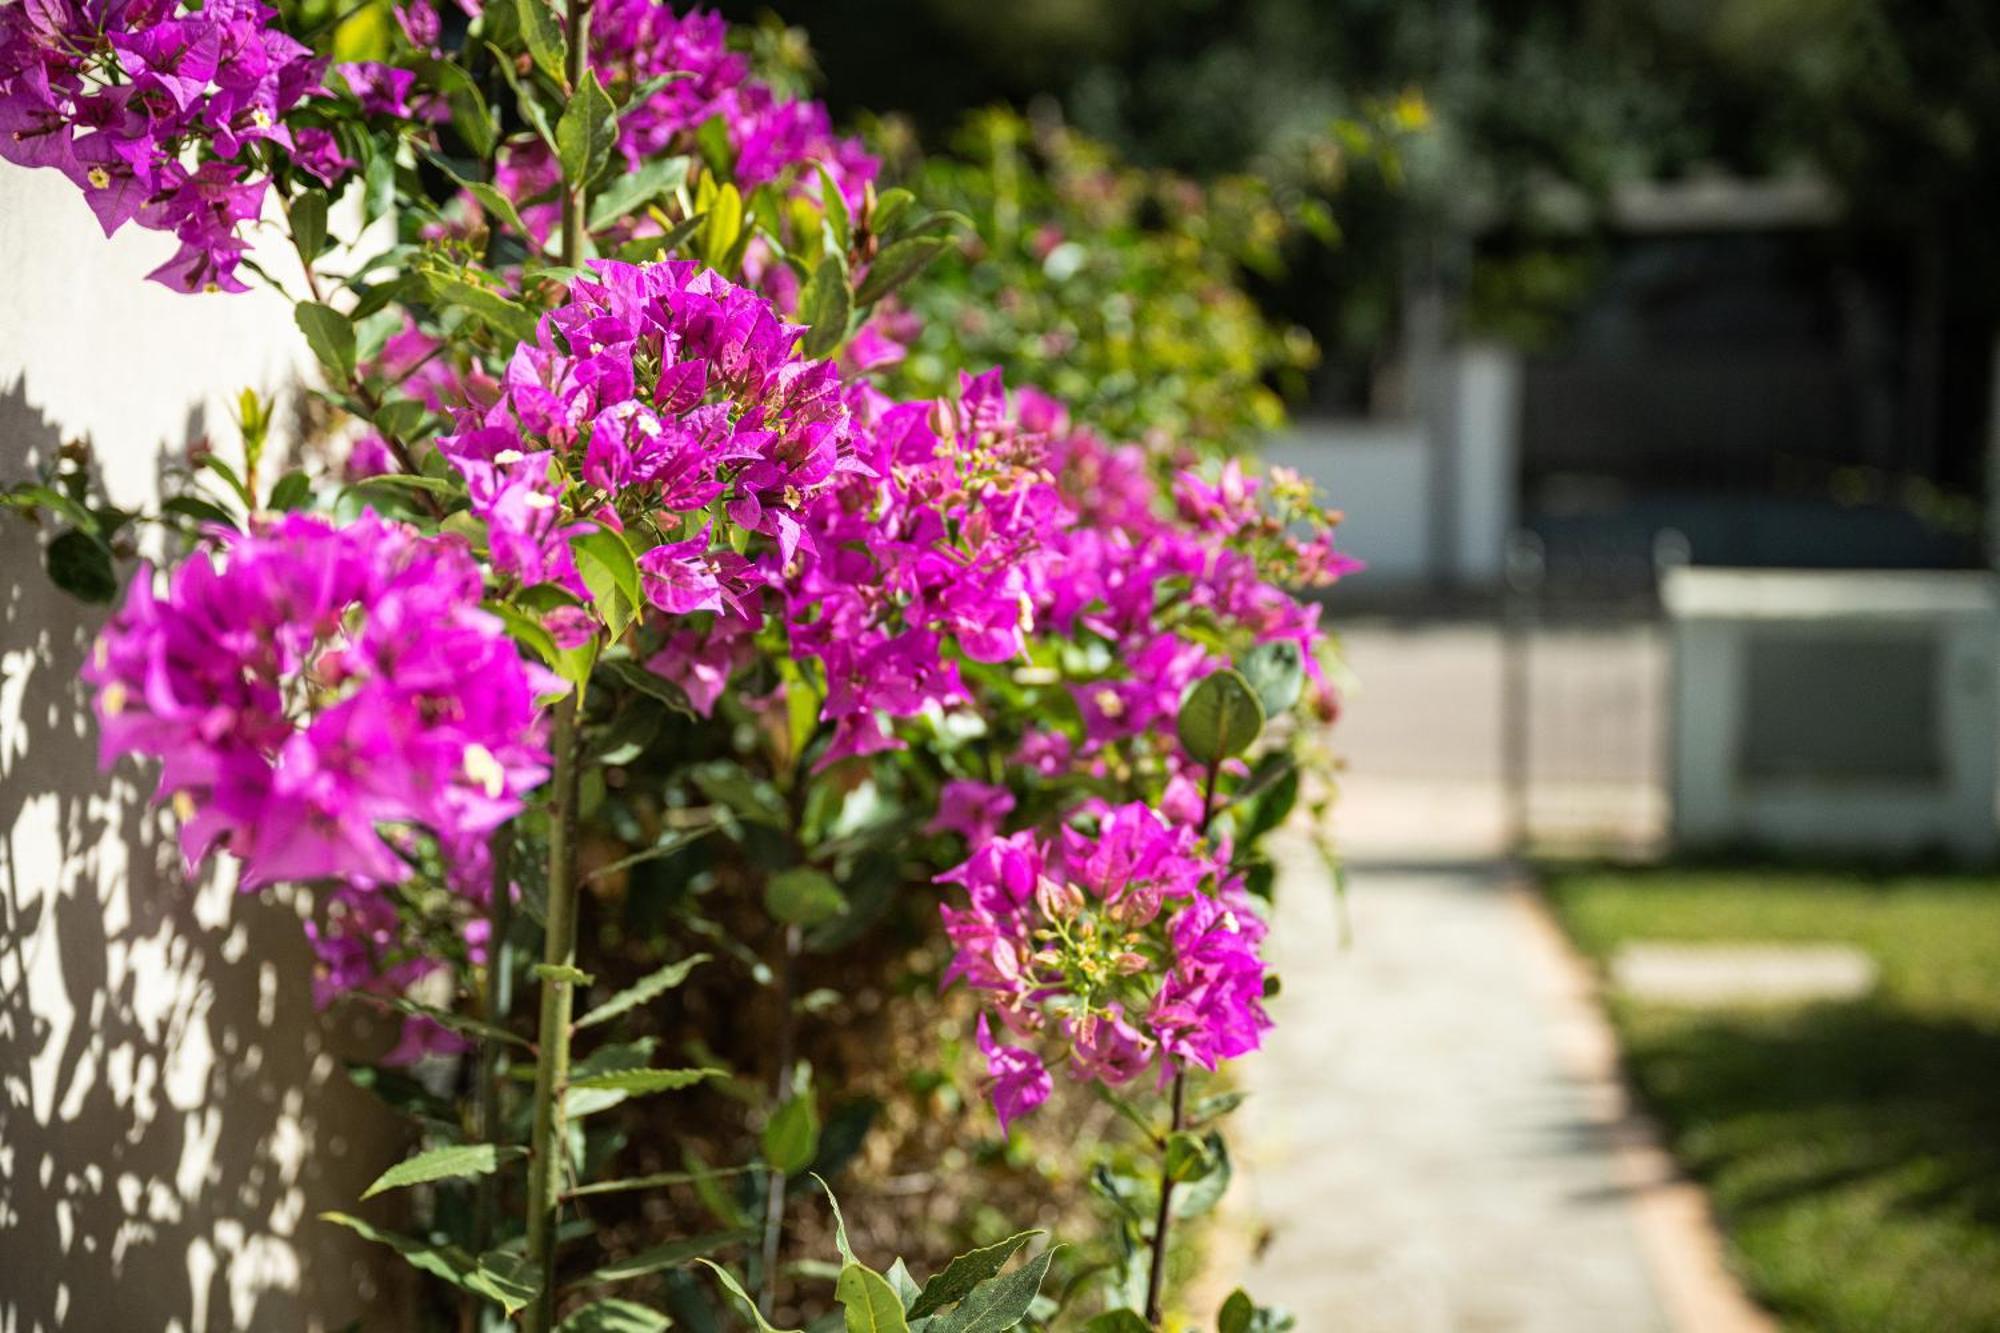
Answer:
[0, 375, 408, 1330]
[1628, 1003, 2000, 1233]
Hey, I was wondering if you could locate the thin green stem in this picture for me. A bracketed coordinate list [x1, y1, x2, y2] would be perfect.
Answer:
[1144, 762, 1223, 1325]
[476, 827, 515, 1252]
[525, 692, 583, 1330]
[757, 923, 803, 1317]
[1142, 1072, 1188, 1326]
[524, 10, 595, 1325]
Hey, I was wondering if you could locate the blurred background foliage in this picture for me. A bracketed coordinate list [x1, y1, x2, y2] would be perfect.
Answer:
[724, 0, 2000, 424]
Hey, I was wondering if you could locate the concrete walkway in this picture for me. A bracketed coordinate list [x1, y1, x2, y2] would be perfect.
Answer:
[1229, 843, 1669, 1333]
[1201, 621, 1773, 1332]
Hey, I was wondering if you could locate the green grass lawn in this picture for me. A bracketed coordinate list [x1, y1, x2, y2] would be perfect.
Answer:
[1544, 867, 2000, 1333]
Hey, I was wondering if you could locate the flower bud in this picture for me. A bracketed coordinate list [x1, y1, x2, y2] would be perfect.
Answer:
[1035, 875, 1083, 921]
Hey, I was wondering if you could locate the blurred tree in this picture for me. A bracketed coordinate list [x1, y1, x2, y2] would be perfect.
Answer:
[732, 0, 1997, 468]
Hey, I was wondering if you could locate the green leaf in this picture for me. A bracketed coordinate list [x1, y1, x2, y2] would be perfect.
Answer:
[45, 529, 116, 603]
[763, 1092, 820, 1175]
[854, 236, 950, 306]
[1238, 639, 1305, 717]
[575, 953, 708, 1030]
[1081, 1314, 1150, 1333]
[485, 599, 562, 668]
[764, 867, 846, 928]
[160, 494, 238, 529]
[200, 453, 255, 509]
[1164, 1131, 1218, 1184]
[515, 0, 565, 84]
[566, 1163, 757, 1199]
[428, 59, 496, 159]
[290, 189, 329, 261]
[469, 180, 532, 239]
[926, 1246, 1057, 1333]
[362, 1143, 526, 1199]
[799, 250, 851, 360]
[584, 824, 718, 883]
[701, 181, 744, 272]
[387, 995, 531, 1049]
[267, 470, 313, 512]
[1218, 1290, 1254, 1333]
[691, 762, 786, 826]
[886, 1258, 922, 1313]
[590, 1228, 753, 1283]
[907, 1231, 1039, 1320]
[568, 1067, 719, 1096]
[838, 1263, 910, 1333]
[693, 115, 735, 174]
[570, 525, 642, 636]
[321, 1212, 539, 1315]
[5, 482, 95, 532]
[1243, 764, 1299, 842]
[557, 1298, 672, 1333]
[595, 655, 696, 717]
[814, 1174, 857, 1267]
[590, 156, 691, 231]
[372, 397, 429, 444]
[695, 1259, 802, 1333]
[815, 163, 851, 252]
[346, 472, 459, 502]
[1176, 669, 1265, 766]
[1190, 1089, 1250, 1125]
[295, 301, 357, 383]
[427, 274, 539, 344]
[869, 187, 915, 237]
[421, 150, 532, 240]
[1171, 1131, 1232, 1220]
[557, 68, 619, 189]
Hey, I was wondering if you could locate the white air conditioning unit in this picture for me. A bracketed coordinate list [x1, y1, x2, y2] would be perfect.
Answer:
[1665, 568, 1999, 861]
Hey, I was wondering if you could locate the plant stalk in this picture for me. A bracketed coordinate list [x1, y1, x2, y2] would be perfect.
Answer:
[1144, 760, 1222, 1325]
[1142, 1072, 1188, 1325]
[524, 693, 583, 1329]
[524, 7, 595, 1328]
[757, 923, 803, 1316]
[476, 827, 515, 1252]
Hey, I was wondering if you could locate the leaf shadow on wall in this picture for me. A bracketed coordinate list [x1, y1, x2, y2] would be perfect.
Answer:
[0, 376, 409, 1332]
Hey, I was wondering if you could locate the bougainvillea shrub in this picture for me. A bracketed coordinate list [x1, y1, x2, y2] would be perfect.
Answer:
[3, 2, 1352, 1329]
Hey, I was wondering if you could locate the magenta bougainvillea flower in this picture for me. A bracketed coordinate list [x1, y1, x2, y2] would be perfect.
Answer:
[937, 802, 1273, 1126]
[488, 4, 876, 246]
[85, 512, 555, 889]
[0, 0, 324, 291]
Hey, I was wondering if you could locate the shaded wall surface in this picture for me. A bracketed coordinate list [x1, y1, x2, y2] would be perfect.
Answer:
[0, 166, 404, 1331]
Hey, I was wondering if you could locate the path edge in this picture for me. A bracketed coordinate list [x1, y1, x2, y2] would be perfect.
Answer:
[1504, 870, 1779, 1333]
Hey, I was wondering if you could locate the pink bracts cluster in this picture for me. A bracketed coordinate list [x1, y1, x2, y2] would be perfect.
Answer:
[0, 0, 326, 291]
[84, 512, 555, 889]
[938, 803, 1272, 1130]
[492, 4, 877, 244]
[436, 258, 860, 618]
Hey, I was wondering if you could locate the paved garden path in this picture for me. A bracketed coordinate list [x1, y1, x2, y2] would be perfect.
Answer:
[1229, 842, 1671, 1332]
[1202, 621, 1774, 1331]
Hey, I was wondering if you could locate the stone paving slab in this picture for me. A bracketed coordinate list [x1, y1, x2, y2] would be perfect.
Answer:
[1230, 841, 1670, 1333]
[1612, 942, 1878, 1006]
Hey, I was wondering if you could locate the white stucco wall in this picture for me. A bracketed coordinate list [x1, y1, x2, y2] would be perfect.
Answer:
[1265, 346, 1523, 592]
[1264, 419, 1434, 585]
[0, 164, 403, 1331]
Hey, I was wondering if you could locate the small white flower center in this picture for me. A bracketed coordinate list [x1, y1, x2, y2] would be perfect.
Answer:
[462, 743, 506, 798]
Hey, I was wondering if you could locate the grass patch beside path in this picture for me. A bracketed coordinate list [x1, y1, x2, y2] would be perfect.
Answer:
[1544, 866, 2000, 1333]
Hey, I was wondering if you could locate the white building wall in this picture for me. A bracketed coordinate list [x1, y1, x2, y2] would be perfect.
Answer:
[0, 165, 402, 1331]
[1264, 344, 1523, 591]
[1264, 419, 1433, 585]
